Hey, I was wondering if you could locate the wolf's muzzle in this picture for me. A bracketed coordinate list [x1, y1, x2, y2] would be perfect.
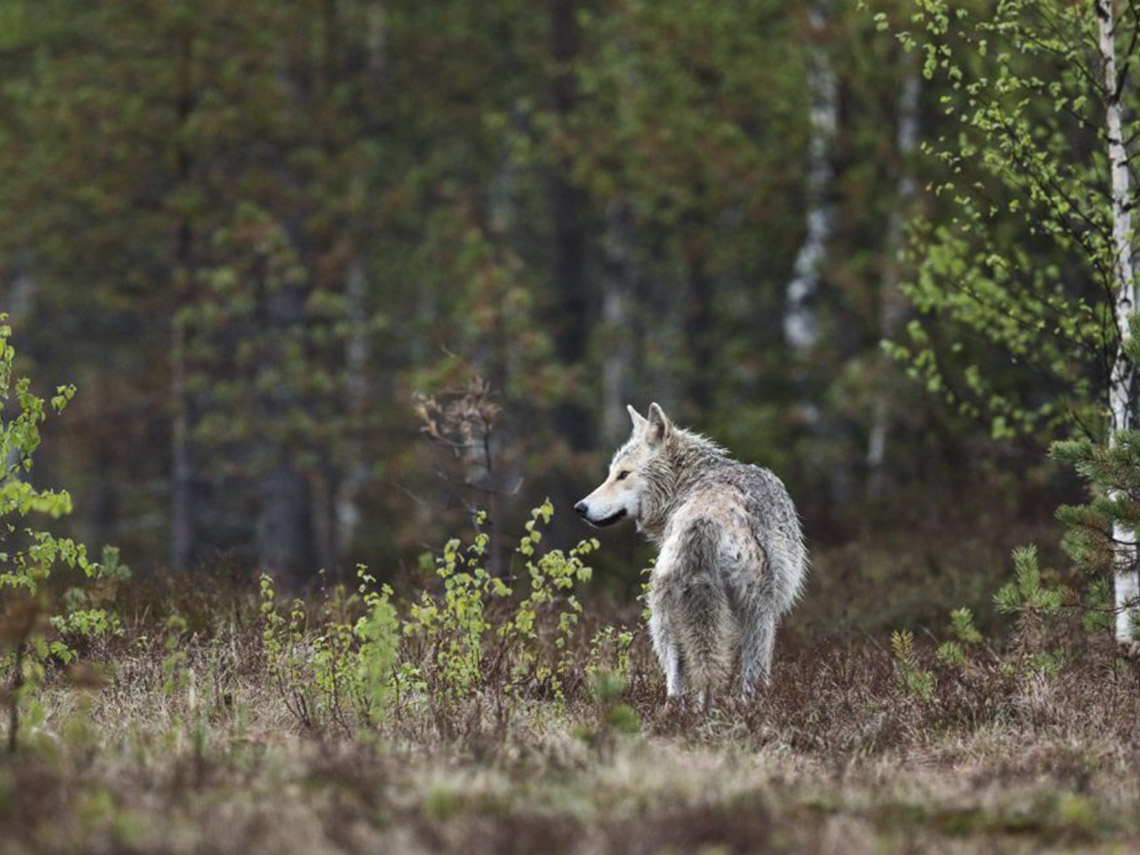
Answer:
[583, 508, 627, 528]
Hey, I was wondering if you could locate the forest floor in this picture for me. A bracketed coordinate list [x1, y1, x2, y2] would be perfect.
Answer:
[5, 632, 1140, 854]
[4, 525, 1140, 855]
[7, 704, 1140, 855]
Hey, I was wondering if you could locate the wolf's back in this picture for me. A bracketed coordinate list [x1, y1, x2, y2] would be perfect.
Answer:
[722, 463, 807, 614]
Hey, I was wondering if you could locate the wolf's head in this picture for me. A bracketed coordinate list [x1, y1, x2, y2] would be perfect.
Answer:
[574, 402, 675, 530]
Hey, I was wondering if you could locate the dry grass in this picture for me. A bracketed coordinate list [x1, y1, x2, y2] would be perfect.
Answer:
[4, 566, 1140, 855]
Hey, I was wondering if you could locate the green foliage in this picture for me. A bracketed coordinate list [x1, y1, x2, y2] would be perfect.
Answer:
[577, 667, 640, 761]
[881, 0, 1117, 438]
[994, 546, 1065, 619]
[928, 545, 1070, 684]
[934, 639, 966, 669]
[259, 501, 603, 736]
[354, 567, 399, 725]
[500, 503, 598, 694]
[891, 629, 935, 701]
[260, 574, 336, 730]
[576, 624, 639, 759]
[0, 319, 88, 591]
[0, 318, 122, 750]
[935, 607, 982, 669]
[161, 615, 190, 696]
[1080, 577, 1113, 634]
[586, 625, 635, 683]
[403, 500, 597, 713]
[874, 0, 1140, 651]
[949, 607, 983, 645]
[404, 525, 502, 709]
[0, 0, 956, 575]
[893, 543, 1072, 694]
[991, 546, 1066, 680]
[1051, 422, 1140, 641]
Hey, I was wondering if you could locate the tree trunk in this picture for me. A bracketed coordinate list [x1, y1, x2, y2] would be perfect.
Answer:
[90, 446, 118, 550]
[600, 28, 638, 446]
[332, 0, 387, 564]
[548, 0, 592, 451]
[683, 238, 714, 415]
[783, 1, 839, 505]
[867, 58, 920, 500]
[170, 23, 196, 571]
[783, 1, 836, 355]
[7, 641, 23, 754]
[1097, 0, 1139, 648]
[311, 465, 337, 575]
[334, 257, 370, 559]
[251, 16, 338, 582]
[255, 261, 315, 580]
[6, 248, 35, 324]
[257, 458, 313, 579]
[601, 202, 637, 447]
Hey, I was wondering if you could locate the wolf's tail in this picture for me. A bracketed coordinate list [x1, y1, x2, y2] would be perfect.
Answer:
[675, 519, 736, 693]
[759, 471, 809, 613]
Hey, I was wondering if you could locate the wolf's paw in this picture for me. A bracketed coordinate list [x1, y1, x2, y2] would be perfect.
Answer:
[740, 680, 771, 706]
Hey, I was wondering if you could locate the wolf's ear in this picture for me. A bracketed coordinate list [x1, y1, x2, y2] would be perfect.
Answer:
[646, 402, 671, 447]
[627, 404, 649, 434]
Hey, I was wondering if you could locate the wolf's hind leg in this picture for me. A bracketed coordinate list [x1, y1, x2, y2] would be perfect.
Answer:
[741, 612, 777, 699]
[649, 609, 684, 698]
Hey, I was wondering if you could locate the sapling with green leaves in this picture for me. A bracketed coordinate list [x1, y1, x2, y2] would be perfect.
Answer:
[994, 545, 1067, 677]
[876, 0, 1140, 647]
[935, 607, 984, 669]
[354, 567, 399, 727]
[258, 501, 599, 736]
[891, 628, 935, 701]
[404, 501, 596, 711]
[0, 316, 120, 750]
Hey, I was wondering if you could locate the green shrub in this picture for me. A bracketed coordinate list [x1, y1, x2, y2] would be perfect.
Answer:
[259, 500, 602, 738]
[0, 317, 122, 751]
[891, 629, 934, 702]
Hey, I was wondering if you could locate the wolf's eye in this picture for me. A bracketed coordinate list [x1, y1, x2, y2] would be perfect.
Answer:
[616, 470, 632, 481]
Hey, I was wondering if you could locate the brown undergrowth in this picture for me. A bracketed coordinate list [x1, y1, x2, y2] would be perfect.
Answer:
[4, 552, 1140, 855]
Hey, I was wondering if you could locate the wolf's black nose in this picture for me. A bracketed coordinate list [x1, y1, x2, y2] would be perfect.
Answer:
[574, 501, 588, 517]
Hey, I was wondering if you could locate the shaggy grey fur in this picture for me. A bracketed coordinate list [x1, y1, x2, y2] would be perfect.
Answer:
[575, 403, 807, 704]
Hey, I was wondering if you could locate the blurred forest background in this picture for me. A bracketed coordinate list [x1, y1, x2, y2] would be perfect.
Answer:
[0, 0, 1092, 608]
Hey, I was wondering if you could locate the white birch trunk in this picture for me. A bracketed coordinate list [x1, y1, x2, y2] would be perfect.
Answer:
[334, 256, 370, 557]
[366, 0, 386, 81]
[783, 1, 837, 354]
[867, 62, 920, 499]
[6, 248, 35, 323]
[1097, 0, 1139, 647]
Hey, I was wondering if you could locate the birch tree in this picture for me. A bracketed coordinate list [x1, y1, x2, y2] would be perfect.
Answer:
[1095, 0, 1140, 647]
[867, 55, 920, 500]
[784, 0, 837, 356]
[882, 0, 1140, 646]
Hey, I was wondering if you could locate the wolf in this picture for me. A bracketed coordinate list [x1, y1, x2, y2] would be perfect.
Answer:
[575, 403, 806, 705]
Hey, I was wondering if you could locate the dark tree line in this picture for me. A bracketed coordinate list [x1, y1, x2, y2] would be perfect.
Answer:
[0, 0, 1085, 582]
